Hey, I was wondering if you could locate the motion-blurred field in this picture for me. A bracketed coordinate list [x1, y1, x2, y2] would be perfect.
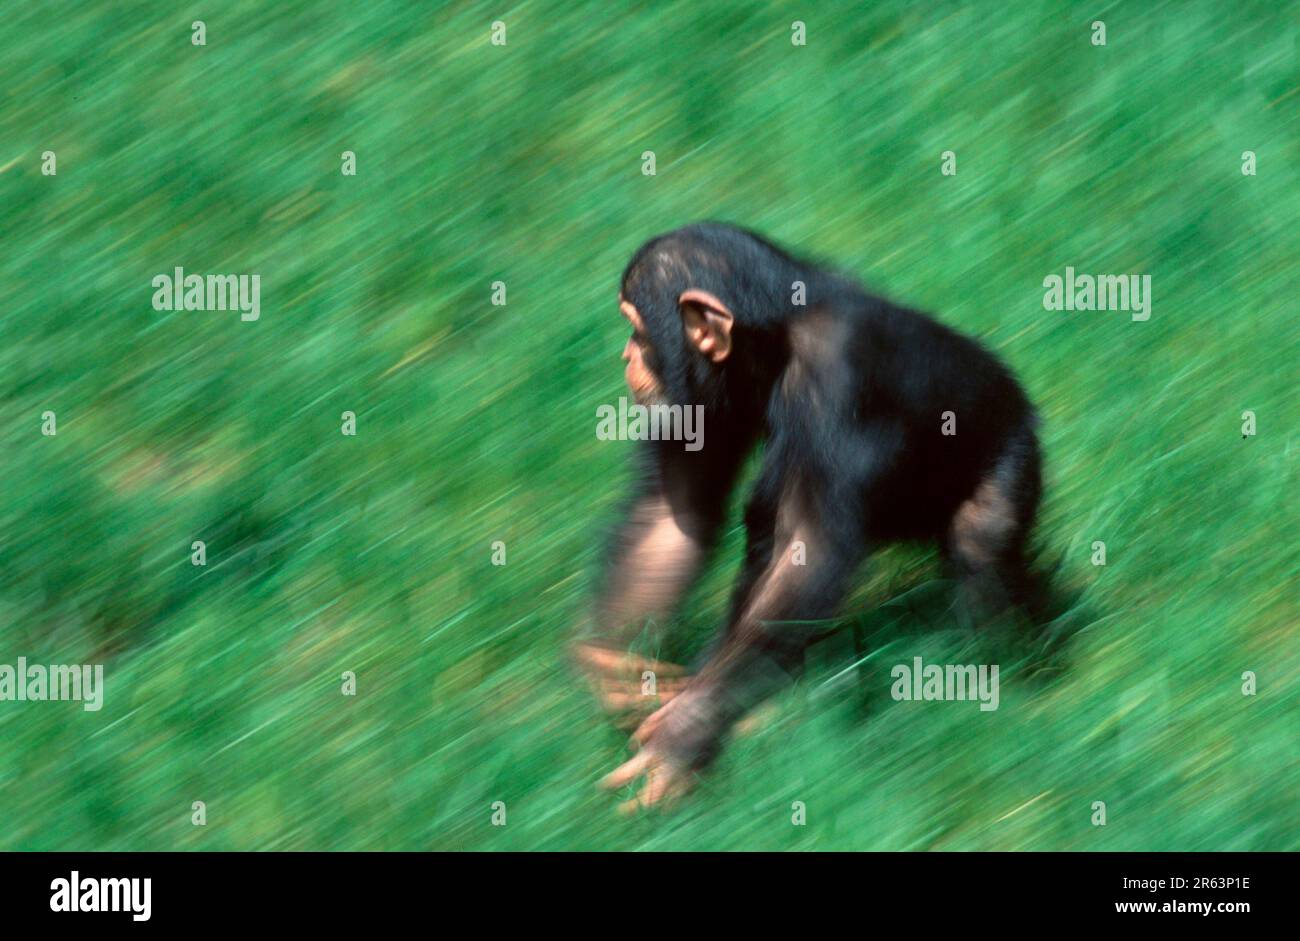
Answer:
[1, 1, 1295, 850]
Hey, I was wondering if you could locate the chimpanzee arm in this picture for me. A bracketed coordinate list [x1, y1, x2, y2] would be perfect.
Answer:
[631, 467, 868, 759]
[601, 462, 871, 810]
[582, 446, 740, 653]
[714, 488, 863, 705]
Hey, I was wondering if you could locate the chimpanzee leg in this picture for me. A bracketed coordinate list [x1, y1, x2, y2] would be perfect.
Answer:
[945, 427, 1041, 624]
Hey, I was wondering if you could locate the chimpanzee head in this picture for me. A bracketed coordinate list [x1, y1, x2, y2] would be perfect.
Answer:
[618, 223, 807, 414]
[617, 288, 732, 407]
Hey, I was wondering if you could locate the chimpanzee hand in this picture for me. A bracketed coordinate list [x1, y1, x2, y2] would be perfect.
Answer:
[572, 643, 692, 729]
[600, 685, 726, 813]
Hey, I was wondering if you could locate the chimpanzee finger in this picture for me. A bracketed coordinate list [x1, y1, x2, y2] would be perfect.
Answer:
[600, 751, 652, 790]
[599, 677, 687, 700]
[734, 703, 778, 738]
[630, 698, 677, 746]
[573, 644, 688, 679]
[618, 770, 668, 814]
[618, 763, 691, 814]
[599, 690, 637, 711]
[598, 677, 687, 712]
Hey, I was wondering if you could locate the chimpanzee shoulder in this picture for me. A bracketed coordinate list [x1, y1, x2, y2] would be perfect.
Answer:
[783, 293, 1033, 436]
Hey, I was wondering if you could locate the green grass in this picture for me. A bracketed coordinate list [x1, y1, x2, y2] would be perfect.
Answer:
[0, 0, 1295, 850]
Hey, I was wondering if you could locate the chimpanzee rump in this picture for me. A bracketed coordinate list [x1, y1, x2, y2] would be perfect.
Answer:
[578, 222, 1041, 811]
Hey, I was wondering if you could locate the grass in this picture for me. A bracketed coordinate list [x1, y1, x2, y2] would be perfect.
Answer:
[0, 0, 1295, 850]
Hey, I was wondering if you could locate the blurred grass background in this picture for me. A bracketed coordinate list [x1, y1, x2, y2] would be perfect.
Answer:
[0, 0, 1296, 850]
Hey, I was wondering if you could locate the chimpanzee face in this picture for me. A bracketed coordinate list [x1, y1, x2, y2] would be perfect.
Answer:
[619, 297, 665, 405]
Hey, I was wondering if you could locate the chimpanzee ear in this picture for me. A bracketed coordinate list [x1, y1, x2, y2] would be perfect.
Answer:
[678, 289, 734, 363]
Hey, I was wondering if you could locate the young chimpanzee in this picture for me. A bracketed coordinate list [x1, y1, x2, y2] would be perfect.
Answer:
[575, 222, 1041, 811]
